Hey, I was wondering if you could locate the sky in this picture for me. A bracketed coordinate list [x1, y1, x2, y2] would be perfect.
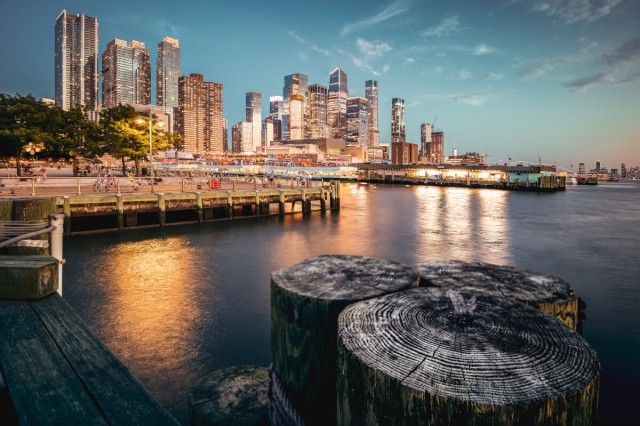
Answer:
[1, 0, 639, 170]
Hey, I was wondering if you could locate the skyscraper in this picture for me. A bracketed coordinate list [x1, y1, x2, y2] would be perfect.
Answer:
[420, 122, 432, 161]
[101, 39, 151, 109]
[365, 80, 379, 147]
[54, 10, 99, 114]
[346, 97, 369, 147]
[282, 73, 308, 140]
[328, 67, 348, 139]
[430, 131, 445, 164]
[176, 73, 224, 154]
[156, 36, 180, 120]
[391, 98, 406, 143]
[269, 96, 284, 141]
[246, 92, 262, 152]
[288, 93, 305, 140]
[308, 84, 329, 139]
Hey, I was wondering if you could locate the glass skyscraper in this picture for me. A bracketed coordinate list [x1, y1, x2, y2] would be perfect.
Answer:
[156, 37, 180, 120]
[346, 97, 369, 147]
[328, 66, 348, 140]
[365, 80, 379, 147]
[308, 84, 329, 139]
[54, 10, 99, 114]
[245, 92, 262, 152]
[101, 39, 151, 108]
[391, 98, 406, 143]
[282, 73, 308, 141]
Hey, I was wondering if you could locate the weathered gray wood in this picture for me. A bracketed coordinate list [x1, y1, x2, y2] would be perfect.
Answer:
[271, 254, 420, 426]
[0, 255, 58, 299]
[31, 294, 179, 425]
[188, 365, 269, 426]
[0, 299, 108, 425]
[337, 287, 600, 425]
[0, 294, 179, 425]
[416, 260, 581, 330]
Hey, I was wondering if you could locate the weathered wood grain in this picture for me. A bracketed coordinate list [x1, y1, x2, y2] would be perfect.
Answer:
[271, 254, 420, 426]
[337, 287, 600, 425]
[0, 294, 179, 425]
[188, 365, 269, 426]
[415, 260, 581, 330]
[0, 256, 58, 299]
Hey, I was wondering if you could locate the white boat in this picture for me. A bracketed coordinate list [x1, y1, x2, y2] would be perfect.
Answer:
[565, 176, 578, 185]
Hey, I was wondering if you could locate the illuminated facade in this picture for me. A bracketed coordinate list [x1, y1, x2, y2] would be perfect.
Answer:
[102, 39, 151, 109]
[232, 121, 253, 153]
[420, 122, 432, 161]
[289, 93, 305, 141]
[55, 10, 99, 113]
[269, 96, 284, 141]
[283, 73, 308, 140]
[308, 84, 329, 139]
[176, 73, 224, 153]
[391, 98, 406, 143]
[246, 92, 262, 152]
[429, 131, 445, 164]
[328, 67, 348, 140]
[346, 97, 369, 147]
[365, 80, 380, 147]
[392, 141, 419, 164]
[156, 36, 180, 121]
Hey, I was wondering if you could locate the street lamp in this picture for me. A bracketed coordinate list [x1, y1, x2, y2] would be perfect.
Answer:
[136, 109, 164, 163]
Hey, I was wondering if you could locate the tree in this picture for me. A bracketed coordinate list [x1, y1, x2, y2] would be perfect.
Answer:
[0, 94, 54, 176]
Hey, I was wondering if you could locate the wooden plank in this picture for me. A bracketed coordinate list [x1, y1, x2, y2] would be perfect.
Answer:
[30, 294, 179, 425]
[0, 299, 107, 425]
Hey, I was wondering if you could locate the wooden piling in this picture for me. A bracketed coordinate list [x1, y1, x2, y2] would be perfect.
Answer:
[415, 260, 581, 331]
[270, 255, 420, 426]
[337, 287, 600, 425]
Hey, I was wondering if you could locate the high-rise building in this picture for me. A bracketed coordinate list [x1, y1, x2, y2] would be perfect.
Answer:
[269, 96, 284, 141]
[176, 73, 224, 154]
[102, 39, 151, 109]
[308, 84, 329, 139]
[288, 93, 305, 140]
[156, 36, 180, 121]
[282, 73, 308, 140]
[328, 67, 348, 140]
[246, 92, 262, 152]
[578, 163, 585, 173]
[420, 122, 432, 161]
[430, 131, 445, 164]
[346, 97, 369, 147]
[365, 80, 379, 147]
[55, 10, 99, 114]
[391, 98, 406, 143]
[262, 119, 274, 147]
[232, 121, 253, 153]
[391, 142, 419, 164]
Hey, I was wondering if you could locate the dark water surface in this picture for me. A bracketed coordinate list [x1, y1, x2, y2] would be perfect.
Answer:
[62, 182, 640, 425]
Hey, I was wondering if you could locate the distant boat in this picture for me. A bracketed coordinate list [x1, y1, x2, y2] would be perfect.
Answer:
[566, 176, 578, 185]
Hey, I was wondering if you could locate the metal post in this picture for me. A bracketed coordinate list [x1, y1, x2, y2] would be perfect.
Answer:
[50, 214, 65, 296]
[31, 177, 36, 196]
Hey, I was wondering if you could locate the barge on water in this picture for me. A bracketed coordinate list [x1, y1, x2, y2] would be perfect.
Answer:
[356, 163, 567, 191]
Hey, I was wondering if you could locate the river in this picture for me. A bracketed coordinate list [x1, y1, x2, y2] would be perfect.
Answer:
[62, 181, 640, 425]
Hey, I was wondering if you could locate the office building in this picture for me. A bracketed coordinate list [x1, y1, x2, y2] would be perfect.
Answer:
[269, 96, 285, 141]
[102, 39, 151, 109]
[54, 10, 99, 114]
[308, 84, 329, 139]
[246, 92, 262, 152]
[392, 141, 419, 164]
[391, 98, 406, 143]
[346, 97, 369, 147]
[232, 121, 253, 153]
[289, 93, 305, 140]
[420, 122, 432, 161]
[365, 80, 379, 147]
[176, 73, 224, 154]
[430, 131, 445, 164]
[156, 36, 180, 121]
[282, 73, 308, 140]
[328, 67, 348, 140]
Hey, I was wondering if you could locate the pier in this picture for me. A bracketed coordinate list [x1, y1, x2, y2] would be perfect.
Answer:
[356, 163, 566, 191]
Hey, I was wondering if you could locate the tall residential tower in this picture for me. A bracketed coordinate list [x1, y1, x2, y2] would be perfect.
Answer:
[328, 67, 348, 140]
[245, 92, 262, 152]
[156, 37, 181, 121]
[101, 39, 151, 108]
[391, 98, 406, 143]
[365, 80, 379, 147]
[54, 10, 99, 114]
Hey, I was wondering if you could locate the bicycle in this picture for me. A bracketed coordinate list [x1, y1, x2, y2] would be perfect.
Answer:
[93, 177, 109, 192]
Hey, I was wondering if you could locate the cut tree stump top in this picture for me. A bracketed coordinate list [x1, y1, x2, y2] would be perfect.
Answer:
[338, 287, 600, 405]
[271, 254, 420, 301]
[416, 260, 576, 306]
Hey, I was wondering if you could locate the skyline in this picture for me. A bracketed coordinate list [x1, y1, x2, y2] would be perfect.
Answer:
[1, 0, 639, 170]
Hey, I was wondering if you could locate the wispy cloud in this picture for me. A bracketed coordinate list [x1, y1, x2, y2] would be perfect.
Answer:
[517, 60, 561, 78]
[453, 94, 487, 106]
[404, 57, 416, 65]
[459, 68, 472, 79]
[488, 72, 505, 80]
[287, 31, 331, 56]
[350, 56, 382, 76]
[355, 38, 393, 58]
[564, 36, 640, 91]
[530, 0, 623, 24]
[341, 0, 411, 36]
[421, 16, 461, 38]
[474, 43, 495, 55]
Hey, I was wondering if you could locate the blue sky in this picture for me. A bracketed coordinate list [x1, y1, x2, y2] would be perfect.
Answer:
[1, 0, 639, 170]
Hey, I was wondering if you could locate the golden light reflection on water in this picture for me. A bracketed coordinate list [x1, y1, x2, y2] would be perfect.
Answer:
[97, 236, 206, 382]
[413, 186, 511, 264]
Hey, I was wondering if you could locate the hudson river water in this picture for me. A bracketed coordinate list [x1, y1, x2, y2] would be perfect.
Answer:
[62, 181, 640, 425]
